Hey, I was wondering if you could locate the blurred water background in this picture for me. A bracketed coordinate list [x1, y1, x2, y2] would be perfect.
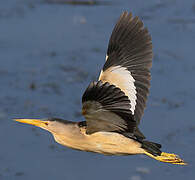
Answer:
[0, 0, 195, 179]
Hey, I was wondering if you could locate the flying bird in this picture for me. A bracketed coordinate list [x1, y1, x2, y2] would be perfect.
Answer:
[15, 12, 186, 165]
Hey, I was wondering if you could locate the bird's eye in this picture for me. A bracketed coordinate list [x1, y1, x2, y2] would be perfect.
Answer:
[45, 122, 49, 126]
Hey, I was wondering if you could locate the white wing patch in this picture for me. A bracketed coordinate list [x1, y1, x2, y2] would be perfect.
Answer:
[99, 66, 137, 114]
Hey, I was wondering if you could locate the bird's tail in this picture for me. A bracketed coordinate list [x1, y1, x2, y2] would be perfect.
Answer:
[142, 141, 186, 165]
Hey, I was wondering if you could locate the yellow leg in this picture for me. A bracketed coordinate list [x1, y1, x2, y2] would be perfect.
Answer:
[144, 151, 187, 165]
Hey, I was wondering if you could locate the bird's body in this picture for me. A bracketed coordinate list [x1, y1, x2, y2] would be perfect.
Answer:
[15, 12, 186, 165]
[52, 124, 143, 155]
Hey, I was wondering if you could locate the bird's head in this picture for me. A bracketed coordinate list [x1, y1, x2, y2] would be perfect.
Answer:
[14, 118, 83, 148]
[14, 118, 76, 135]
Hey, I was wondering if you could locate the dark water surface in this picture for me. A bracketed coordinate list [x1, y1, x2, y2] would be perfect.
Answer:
[0, 0, 194, 179]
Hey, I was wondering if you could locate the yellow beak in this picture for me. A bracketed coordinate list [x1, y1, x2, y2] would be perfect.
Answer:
[13, 119, 48, 127]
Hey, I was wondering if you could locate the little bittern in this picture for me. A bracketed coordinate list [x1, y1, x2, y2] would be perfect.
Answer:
[15, 12, 186, 165]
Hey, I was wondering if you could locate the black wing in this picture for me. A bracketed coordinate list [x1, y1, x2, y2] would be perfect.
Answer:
[99, 11, 153, 124]
[82, 81, 136, 134]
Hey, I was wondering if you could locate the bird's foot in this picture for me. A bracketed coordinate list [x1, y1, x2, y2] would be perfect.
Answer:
[144, 151, 187, 165]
